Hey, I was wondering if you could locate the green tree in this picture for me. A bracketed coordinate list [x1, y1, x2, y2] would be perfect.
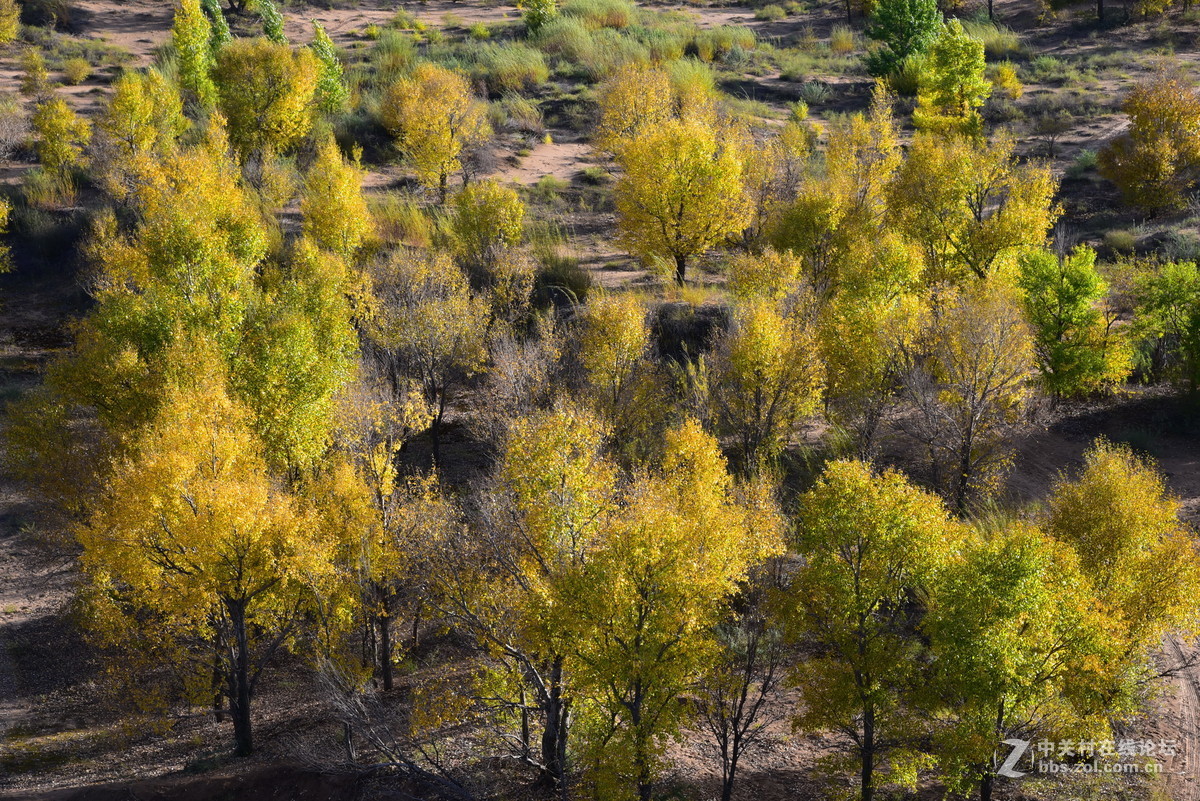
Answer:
[784, 459, 964, 801]
[864, 0, 941, 77]
[1134, 259, 1200, 391]
[924, 524, 1119, 801]
[310, 21, 348, 113]
[1016, 246, 1131, 398]
[174, 0, 217, 108]
[522, 0, 559, 32]
[912, 20, 990, 137]
[200, 0, 232, 49]
[258, 0, 287, 44]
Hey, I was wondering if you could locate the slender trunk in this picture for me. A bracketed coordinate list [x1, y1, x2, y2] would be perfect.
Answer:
[674, 253, 687, 285]
[226, 599, 254, 757]
[988, 0, 994, 19]
[411, 600, 422, 650]
[379, 594, 394, 692]
[980, 772, 994, 801]
[721, 749, 740, 801]
[540, 658, 570, 797]
[861, 702, 875, 801]
[439, 172, 449, 205]
[344, 721, 357, 763]
[1097, 0, 1104, 20]
[211, 648, 225, 723]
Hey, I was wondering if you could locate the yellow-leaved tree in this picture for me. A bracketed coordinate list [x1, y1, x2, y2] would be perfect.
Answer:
[562, 420, 784, 801]
[710, 296, 824, 471]
[365, 248, 489, 463]
[380, 63, 490, 203]
[1046, 440, 1200, 662]
[301, 136, 372, 259]
[213, 37, 318, 159]
[784, 459, 965, 801]
[614, 116, 751, 284]
[94, 69, 187, 202]
[79, 351, 332, 756]
[887, 132, 1059, 284]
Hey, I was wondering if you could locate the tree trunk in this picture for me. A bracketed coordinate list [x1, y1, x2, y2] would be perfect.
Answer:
[439, 172, 449, 205]
[988, 0, 994, 19]
[861, 703, 875, 801]
[674, 253, 687, 285]
[980, 772, 994, 801]
[226, 599, 255, 757]
[540, 658, 571, 798]
[379, 596, 394, 692]
[1097, 0, 1104, 20]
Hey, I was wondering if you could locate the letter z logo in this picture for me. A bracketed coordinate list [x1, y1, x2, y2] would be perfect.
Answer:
[997, 738, 1029, 778]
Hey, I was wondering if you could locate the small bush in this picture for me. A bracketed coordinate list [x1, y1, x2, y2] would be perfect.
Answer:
[391, 10, 424, 31]
[561, 0, 635, 28]
[580, 165, 609, 184]
[473, 43, 550, 94]
[829, 24, 856, 54]
[960, 19, 1021, 60]
[1103, 229, 1136, 254]
[798, 80, 831, 105]
[469, 23, 491, 40]
[888, 52, 926, 96]
[373, 31, 418, 84]
[755, 4, 787, 20]
[534, 253, 592, 307]
[61, 57, 90, 85]
[363, 23, 381, 40]
[371, 193, 432, 247]
[0, 93, 27, 159]
[531, 174, 569, 203]
[1066, 148, 1097, 179]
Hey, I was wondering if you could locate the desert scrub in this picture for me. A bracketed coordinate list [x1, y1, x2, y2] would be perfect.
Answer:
[471, 43, 550, 94]
[371, 192, 433, 247]
[373, 30, 417, 76]
[1103, 229, 1136, 254]
[829, 24, 856, 54]
[1066, 149, 1097, 178]
[755, 4, 787, 20]
[561, 0, 635, 28]
[61, 57, 89, 85]
[470, 23, 491, 40]
[798, 80, 831, 105]
[960, 18, 1021, 60]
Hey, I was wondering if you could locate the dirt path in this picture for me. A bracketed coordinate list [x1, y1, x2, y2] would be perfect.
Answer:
[1165, 636, 1200, 801]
